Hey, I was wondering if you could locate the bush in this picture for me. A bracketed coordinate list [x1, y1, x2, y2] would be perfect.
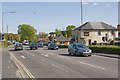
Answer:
[58, 45, 68, 48]
[88, 45, 120, 54]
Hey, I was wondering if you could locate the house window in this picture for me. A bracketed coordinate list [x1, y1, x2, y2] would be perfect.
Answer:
[119, 32, 120, 37]
[84, 32, 89, 36]
[60, 41, 64, 44]
[111, 31, 115, 35]
[98, 31, 101, 35]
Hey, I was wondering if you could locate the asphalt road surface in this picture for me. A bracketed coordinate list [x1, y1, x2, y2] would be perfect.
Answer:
[2, 46, 118, 78]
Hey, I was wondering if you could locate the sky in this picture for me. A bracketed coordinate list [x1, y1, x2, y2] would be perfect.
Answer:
[1, 1, 119, 34]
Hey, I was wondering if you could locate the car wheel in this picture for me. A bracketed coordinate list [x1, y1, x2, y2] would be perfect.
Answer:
[88, 55, 91, 56]
[68, 50, 71, 55]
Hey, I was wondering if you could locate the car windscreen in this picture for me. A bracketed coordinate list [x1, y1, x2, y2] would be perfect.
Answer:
[50, 44, 57, 47]
[30, 43, 37, 46]
[77, 44, 87, 48]
[16, 44, 22, 46]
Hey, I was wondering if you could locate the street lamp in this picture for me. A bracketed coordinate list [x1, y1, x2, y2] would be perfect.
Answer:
[2, 11, 16, 33]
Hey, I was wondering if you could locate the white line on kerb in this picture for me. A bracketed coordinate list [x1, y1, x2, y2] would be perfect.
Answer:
[79, 61, 106, 70]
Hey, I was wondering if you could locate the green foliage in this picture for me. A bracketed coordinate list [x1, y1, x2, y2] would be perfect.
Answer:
[66, 25, 76, 38]
[61, 31, 67, 37]
[55, 28, 62, 37]
[38, 32, 47, 38]
[18, 24, 37, 42]
[88, 45, 120, 54]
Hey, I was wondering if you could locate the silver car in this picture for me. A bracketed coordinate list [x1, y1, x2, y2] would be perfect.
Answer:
[68, 43, 92, 57]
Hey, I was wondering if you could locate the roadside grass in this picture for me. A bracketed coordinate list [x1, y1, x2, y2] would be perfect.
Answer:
[0, 42, 6, 48]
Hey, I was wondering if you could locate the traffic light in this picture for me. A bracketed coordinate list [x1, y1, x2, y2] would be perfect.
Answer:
[2, 34, 4, 40]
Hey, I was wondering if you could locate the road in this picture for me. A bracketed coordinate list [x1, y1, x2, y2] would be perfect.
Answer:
[2, 46, 118, 78]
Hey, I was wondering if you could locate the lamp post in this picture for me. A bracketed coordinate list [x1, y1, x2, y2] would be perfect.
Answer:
[2, 11, 16, 33]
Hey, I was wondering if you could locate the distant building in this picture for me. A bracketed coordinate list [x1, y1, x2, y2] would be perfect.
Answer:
[55, 35, 70, 45]
[72, 22, 118, 45]
[117, 24, 120, 37]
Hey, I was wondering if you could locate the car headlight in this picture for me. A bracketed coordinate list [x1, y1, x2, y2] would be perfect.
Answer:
[89, 49, 92, 53]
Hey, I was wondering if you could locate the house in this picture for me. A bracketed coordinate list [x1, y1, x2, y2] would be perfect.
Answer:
[117, 24, 120, 37]
[39, 37, 49, 41]
[72, 22, 118, 45]
[55, 35, 70, 45]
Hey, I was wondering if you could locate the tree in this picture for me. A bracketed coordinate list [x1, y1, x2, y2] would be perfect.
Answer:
[55, 28, 62, 37]
[5, 33, 14, 41]
[61, 31, 67, 37]
[38, 32, 47, 38]
[18, 24, 37, 42]
[13, 34, 20, 42]
[66, 25, 76, 38]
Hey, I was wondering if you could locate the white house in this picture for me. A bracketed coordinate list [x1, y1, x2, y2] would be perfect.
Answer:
[72, 22, 118, 45]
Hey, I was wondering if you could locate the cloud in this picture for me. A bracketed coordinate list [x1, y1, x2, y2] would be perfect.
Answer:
[106, 4, 111, 7]
[91, 2, 98, 7]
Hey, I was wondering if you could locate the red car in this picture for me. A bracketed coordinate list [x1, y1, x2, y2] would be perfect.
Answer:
[14, 43, 23, 50]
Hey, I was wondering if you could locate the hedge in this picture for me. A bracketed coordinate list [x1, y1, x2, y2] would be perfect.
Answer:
[58, 45, 68, 48]
[88, 45, 120, 54]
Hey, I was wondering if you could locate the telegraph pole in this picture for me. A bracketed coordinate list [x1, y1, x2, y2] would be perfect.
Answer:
[7, 25, 8, 34]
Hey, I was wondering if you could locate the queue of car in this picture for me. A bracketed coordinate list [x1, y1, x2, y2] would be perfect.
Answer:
[14, 41, 92, 57]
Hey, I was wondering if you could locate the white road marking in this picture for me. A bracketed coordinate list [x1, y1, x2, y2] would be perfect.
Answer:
[79, 61, 106, 70]
[9, 52, 35, 78]
[20, 55, 26, 59]
[59, 56, 65, 58]
[65, 58, 71, 60]
[50, 63, 68, 72]
[44, 54, 49, 57]
[49, 53, 54, 55]
[9, 60, 11, 62]
[41, 54, 49, 58]
[94, 55, 118, 60]
[8, 67, 10, 68]
[58, 56, 71, 60]
[26, 52, 35, 56]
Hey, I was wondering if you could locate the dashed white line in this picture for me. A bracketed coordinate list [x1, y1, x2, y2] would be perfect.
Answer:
[41, 54, 49, 58]
[59, 56, 65, 58]
[26, 52, 35, 56]
[50, 63, 68, 72]
[49, 53, 54, 55]
[9, 60, 11, 63]
[94, 55, 118, 60]
[65, 58, 71, 60]
[79, 61, 106, 70]
[20, 55, 26, 59]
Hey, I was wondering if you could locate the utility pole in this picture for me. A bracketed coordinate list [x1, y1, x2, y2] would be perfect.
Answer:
[7, 25, 8, 34]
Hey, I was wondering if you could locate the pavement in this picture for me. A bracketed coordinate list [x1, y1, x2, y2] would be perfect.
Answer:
[2, 48, 18, 78]
[2, 46, 118, 78]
